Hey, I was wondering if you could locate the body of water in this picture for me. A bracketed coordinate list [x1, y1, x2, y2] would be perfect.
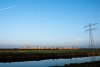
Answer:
[0, 56, 100, 67]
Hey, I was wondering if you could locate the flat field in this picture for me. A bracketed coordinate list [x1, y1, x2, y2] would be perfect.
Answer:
[0, 48, 100, 62]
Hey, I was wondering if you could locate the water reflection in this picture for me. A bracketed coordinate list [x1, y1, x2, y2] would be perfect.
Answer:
[0, 56, 100, 67]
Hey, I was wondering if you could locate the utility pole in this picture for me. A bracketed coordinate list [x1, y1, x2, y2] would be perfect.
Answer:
[85, 23, 97, 49]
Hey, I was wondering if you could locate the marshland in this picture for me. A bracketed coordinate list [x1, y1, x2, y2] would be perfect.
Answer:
[0, 48, 100, 62]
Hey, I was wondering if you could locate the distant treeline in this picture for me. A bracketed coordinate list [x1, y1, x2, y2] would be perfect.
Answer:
[0, 48, 100, 50]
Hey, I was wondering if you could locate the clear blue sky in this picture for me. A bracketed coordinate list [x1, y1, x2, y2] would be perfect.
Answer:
[0, 0, 100, 48]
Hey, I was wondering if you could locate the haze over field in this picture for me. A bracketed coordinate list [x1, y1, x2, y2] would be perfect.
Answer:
[0, 0, 100, 48]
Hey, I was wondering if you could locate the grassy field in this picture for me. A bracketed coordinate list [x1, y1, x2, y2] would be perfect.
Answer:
[0, 48, 100, 53]
[0, 48, 100, 62]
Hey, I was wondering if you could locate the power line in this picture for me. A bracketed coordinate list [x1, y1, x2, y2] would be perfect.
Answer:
[85, 23, 97, 49]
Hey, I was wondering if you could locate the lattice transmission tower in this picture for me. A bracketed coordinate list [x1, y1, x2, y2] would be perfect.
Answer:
[85, 23, 97, 49]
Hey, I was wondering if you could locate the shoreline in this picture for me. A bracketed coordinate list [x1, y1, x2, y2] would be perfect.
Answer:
[50, 61, 100, 67]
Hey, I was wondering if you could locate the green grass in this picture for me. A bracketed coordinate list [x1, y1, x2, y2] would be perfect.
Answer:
[0, 48, 100, 55]
[0, 48, 100, 62]
[0, 48, 100, 53]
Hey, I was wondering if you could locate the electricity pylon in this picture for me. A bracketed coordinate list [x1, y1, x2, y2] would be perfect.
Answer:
[85, 23, 97, 49]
